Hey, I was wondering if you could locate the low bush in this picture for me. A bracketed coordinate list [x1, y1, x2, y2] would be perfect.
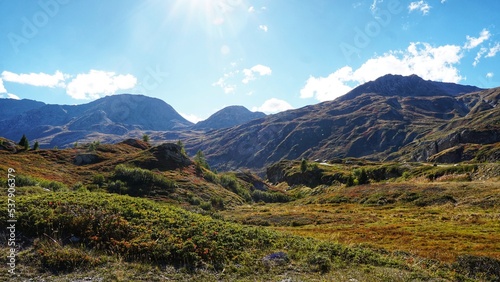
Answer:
[112, 164, 177, 196]
[251, 190, 292, 203]
[453, 255, 500, 281]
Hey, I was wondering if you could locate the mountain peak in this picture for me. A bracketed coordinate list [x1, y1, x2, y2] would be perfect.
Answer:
[338, 74, 482, 102]
[192, 105, 266, 131]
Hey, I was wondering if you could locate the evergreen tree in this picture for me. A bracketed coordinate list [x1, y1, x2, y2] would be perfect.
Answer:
[177, 140, 187, 156]
[142, 134, 150, 143]
[194, 150, 210, 170]
[300, 159, 308, 173]
[33, 141, 40, 150]
[19, 134, 29, 150]
[357, 169, 369, 185]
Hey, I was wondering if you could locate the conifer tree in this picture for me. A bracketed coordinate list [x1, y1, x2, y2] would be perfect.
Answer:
[19, 134, 29, 150]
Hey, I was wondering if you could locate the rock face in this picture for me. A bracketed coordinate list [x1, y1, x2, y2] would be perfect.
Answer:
[192, 106, 266, 131]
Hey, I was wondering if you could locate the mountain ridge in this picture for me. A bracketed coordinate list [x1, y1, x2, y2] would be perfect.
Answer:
[1, 74, 498, 170]
[191, 105, 266, 131]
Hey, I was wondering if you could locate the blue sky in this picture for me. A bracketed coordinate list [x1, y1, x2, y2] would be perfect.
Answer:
[1, 0, 499, 122]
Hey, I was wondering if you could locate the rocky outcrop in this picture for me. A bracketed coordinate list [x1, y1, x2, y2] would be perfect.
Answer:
[135, 143, 192, 170]
[74, 154, 102, 165]
[0, 138, 18, 153]
[412, 129, 500, 162]
[119, 139, 150, 150]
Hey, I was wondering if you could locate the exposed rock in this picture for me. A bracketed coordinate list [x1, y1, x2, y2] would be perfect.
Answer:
[119, 139, 150, 150]
[137, 143, 193, 170]
[0, 138, 18, 153]
[74, 154, 102, 165]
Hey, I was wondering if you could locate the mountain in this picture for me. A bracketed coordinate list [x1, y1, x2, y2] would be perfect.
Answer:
[184, 74, 499, 171]
[0, 98, 45, 121]
[1, 75, 498, 167]
[337, 74, 482, 102]
[0, 94, 192, 147]
[192, 105, 266, 131]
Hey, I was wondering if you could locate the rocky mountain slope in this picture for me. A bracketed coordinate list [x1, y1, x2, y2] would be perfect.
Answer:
[184, 75, 499, 171]
[191, 105, 265, 131]
[1, 74, 498, 170]
[0, 94, 193, 147]
[0, 98, 45, 121]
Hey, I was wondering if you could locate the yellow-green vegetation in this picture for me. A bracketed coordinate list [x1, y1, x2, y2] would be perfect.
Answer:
[0, 191, 449, 281]
[222, 162, 500, 281]
[1, 142, 500, 281]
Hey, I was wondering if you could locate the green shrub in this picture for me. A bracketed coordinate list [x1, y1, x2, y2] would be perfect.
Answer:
[251, 190, 292, 203]
[218, 173, 252, 202]
[200, 201, 212, 211]
[15, 175, 39, 187]
[113, 164, 177, 196]
[92, 174, 106, 187]
[308, 253, 332, 273]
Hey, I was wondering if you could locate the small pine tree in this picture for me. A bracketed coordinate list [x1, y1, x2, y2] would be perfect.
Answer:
[357, 169, 369, 185]
[194, 150, 210, 170]
[176, 140, 187, 156]
[19, 134, 29, 150]
[345, 175, 355, 187]
[300, 159, 308, 173]
[142, 134, 150, 143]
[33, 141, 40, 150]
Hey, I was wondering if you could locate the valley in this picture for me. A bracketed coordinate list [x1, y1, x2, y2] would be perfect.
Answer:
[1, 74, 500, 281]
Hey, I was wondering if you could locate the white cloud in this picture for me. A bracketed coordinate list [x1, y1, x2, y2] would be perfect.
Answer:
[408, 1, 431, 15]
[8, 93, 20, 99]
[464, 29, 490, 50]
[486, 72, 494, 78]
[370, 0, 383, 13]
[301, 42, 464, 102]
[300, 67, 355, 101]
[441, 0, 446, 3]
[180, 112, 204, 124]
[473, 47, 487, 67]
[259, 25, 268, 32]
[0, 78, 6, 93]
[252, 98, 294, 114]
[0, 93, 20, 100]
[212, 70, 238, 94]
[66, 70, 137, 100]
[248, 6, 255, 13]
[1, 70, 67, 88]
[213, 64, 271, 93]
[486, 42, 500, 58]
[242, 64, 272, 84]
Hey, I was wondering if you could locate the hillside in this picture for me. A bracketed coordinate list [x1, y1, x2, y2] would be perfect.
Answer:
[1, 140, 499, 281]
[184, 75, 499, 171]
